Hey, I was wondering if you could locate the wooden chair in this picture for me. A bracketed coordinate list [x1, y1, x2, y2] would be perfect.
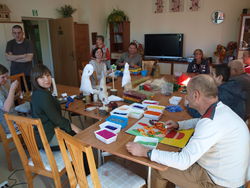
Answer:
[4, 114, 67, 188]
[9, 73, 29, 93]
[55, 128, 146, 188]
[0, 123, 21, 171]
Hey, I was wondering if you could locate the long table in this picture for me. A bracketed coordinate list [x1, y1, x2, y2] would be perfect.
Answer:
[57, 75, 192, 187]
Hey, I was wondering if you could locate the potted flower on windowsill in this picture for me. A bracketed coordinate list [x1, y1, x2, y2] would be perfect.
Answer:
[57, 5, 77, 18]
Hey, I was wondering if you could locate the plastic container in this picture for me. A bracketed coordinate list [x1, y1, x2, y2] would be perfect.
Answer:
[130, 103, 146, 110]
[94, 129, 117, 144]
[99, 121, 121, 134]
[142, 100, 160, 107]
[134, 136, 158, 149]
[106, 115, 128, 129]
[110, 108, 129, 118]
[147, 105, 165, 113]
[129, 108, 144, 119]
[141, 70, 148, 77]
[144, 110, 162, 120]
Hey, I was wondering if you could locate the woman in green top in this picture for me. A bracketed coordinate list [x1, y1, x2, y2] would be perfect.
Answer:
[30, 64, 81, 149]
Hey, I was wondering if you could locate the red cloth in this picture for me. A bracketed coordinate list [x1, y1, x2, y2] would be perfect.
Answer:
[245, 65, 250, 74]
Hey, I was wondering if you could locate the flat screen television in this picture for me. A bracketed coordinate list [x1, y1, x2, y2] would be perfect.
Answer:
[144, 33, 184, 59]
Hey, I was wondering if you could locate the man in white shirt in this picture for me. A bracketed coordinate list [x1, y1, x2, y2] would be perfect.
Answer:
[126, 74, 250, 188]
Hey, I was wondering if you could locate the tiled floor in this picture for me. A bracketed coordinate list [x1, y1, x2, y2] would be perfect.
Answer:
[0, 114, 148, 187]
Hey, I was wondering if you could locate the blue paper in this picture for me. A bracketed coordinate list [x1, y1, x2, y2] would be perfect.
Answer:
[165, 105, 183, 112]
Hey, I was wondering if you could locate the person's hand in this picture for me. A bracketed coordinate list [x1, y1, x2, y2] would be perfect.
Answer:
[165, 120, 179, 130]
[71, 124, 82, 134]
[126, 142, 150, 157]
[10, 80, 19, 92]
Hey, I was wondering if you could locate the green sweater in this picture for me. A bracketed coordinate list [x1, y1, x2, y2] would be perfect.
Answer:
[31, 89, 72, 146]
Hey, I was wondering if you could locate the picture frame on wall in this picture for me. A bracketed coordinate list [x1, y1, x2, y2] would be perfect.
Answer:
[169, 0, 184, 12]
[153, 0, 167, 14]
[187, 0, 201, 11]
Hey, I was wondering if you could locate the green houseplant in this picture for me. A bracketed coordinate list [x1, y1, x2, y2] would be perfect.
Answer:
[107, 9, 129, 23]
[57, 5, 77, 18]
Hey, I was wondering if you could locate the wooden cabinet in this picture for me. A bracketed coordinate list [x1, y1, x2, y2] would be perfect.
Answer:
[109, 21, 130, 61]
[237, 14, 250, 59]
[49, 17, 89, 86]
[0, 22, 23, 71]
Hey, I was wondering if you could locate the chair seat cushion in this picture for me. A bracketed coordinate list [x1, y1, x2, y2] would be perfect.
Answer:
[87, 161, 145, 188]
[6, 131, 21, 139]
[28, 150, 65, 172]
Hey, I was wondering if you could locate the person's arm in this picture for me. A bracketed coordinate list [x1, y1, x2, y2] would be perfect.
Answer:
[137, 54, 142, 67]
[3, 80, 19, 112]
[37, 92, 76, 133]
[14, 53, 33, 62]
[187, 62, 193, 73]
[116, 53, 125, 66]
[5, 52, 26, 61]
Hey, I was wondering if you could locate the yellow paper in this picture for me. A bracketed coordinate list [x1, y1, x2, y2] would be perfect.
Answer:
[160, 129, 194, 148]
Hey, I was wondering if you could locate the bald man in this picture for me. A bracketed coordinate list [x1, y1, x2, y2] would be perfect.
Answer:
[229, 60, 250, 119]
[126, 74, 249, 188]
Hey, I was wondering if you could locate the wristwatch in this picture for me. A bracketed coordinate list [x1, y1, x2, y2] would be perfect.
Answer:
[147, 149, 152, 159]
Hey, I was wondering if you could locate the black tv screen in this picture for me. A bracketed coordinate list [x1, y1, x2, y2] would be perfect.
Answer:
[144, 34, 184, 59]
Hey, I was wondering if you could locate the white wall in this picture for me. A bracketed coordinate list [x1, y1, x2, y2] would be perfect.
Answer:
[103, 0, 250, 57]
[0, 0, 79, 20]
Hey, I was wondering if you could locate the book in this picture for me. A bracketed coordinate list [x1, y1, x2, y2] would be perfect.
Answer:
[126, 117, 194, 148]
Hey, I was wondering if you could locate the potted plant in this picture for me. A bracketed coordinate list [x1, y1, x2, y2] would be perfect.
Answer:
[57, 5, 77, 18]
[107, 9, 129, 23]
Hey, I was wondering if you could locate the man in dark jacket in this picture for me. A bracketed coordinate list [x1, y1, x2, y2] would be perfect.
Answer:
[187, 64, 246, 120]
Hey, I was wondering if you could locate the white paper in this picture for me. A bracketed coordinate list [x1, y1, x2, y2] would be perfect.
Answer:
[80, 64, 94, 95]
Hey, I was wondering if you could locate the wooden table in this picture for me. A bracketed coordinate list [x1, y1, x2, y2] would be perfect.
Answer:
[58, 75, 192, 187]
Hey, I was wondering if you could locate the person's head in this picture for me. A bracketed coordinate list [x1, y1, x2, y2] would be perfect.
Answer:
[211, 63, 230, 86]
[128, 42, 138, 55]
[12, 25, 24, 43]
[193, 49, 203, 62]
[0, 64, 9, 86]
[187, 74, 218, 111]
[31, 64, 52, 90]
[228, 60, 245, 77]
[243, 51, 250, 65]
[96, 35, 104, 47]
[92, 47, 103, 60]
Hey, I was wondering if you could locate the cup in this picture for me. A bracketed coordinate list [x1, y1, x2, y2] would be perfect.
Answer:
[141, 70, 148, 77]
[110, 88, 118, 96]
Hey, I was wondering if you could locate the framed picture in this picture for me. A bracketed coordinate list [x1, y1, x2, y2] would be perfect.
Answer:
[169, 0, 184, 12]
[153, 0, 167, 13]
[187, 0, 201, 11]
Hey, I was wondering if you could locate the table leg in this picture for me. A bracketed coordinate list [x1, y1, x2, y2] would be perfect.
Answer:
[97, 149, 102, 167]
[147, 166, 152, 188]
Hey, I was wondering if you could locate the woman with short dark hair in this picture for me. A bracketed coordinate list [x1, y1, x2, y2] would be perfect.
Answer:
[30, 64, 81, 148]
[187, 49, 210, 74]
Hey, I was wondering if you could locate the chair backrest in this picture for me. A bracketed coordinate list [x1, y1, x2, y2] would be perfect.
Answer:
[9, 73, 29, 93]
[142, 60, 156, 75]
[0, 122, 7, 142]
[4, 114, 60, 177]
[55, 128, 101, 188]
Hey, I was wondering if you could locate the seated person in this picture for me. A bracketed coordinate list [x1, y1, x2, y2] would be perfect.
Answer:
[0, 64, 19, 134]
[243, 51, 250, 73]
[116, 42, 142, 69]
[187, 49, 210, 74]
[91, 35, 111, 69]
[89, 47, 108, 86]
[188, 63, 246, 120]
[229, 60, 250, 120]
[30, 64, 81, 149]
[126, 74, 249, 188]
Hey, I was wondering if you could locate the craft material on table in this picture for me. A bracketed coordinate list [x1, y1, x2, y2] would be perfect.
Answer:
[126, 118, 194, 148]
[142, 100, 159, 107]
[123, 90, 147, 103]
[147, 105, 165, 113]
[144, 110, 162, 120]
[106, 115, 128, 129]
[169, 96, 182, 105]
[99, 121, 121, 134]
[134, 136, 158, 149]
[165, 105, 183, 112]
[95, 129, 117, 144]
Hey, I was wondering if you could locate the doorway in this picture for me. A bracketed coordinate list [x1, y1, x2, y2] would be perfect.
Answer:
[21, 17, 54, 76]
